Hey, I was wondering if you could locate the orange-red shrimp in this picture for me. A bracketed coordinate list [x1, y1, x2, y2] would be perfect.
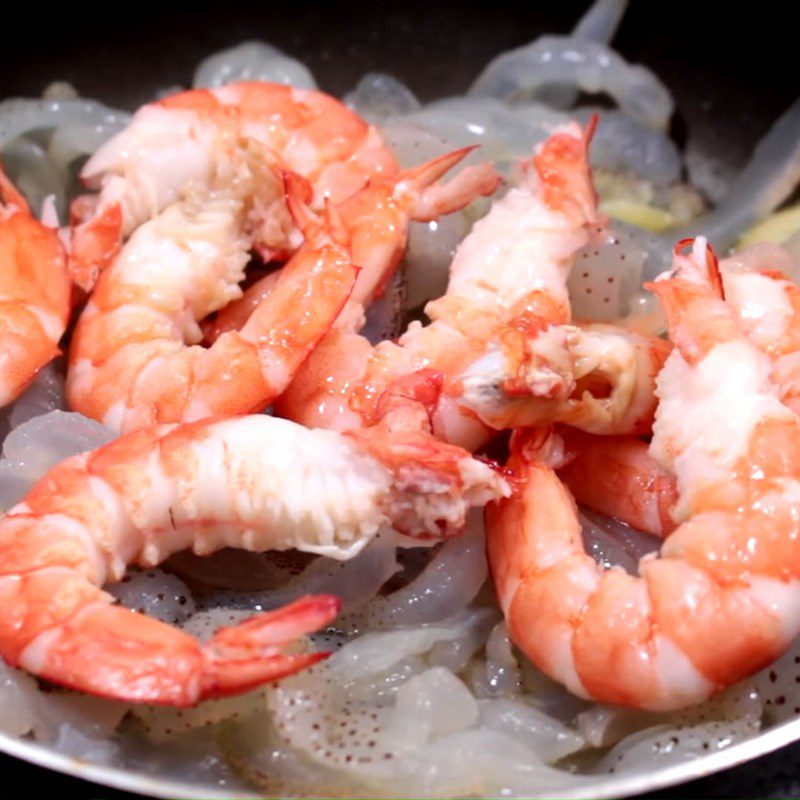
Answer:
[558, 249, 800, 537]
[69, 82, 400, 289]
[557, 428, 678, 538]
[720, 246, 800, 416]
[0, 168, 71, 407]
[203, 146, 501, 342]
[278, 121, 664, 447]
[486, 237, 799, 711]
[0, 389, 507, 706]
[67, 167, 358, 433]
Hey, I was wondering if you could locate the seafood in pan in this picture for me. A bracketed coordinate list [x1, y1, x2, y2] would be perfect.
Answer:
[1, 1, 798, 797]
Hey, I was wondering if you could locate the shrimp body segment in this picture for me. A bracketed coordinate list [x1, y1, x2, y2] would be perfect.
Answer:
[557, 429, 678, 538]
[0, 411, 508, 705]
[204, 146, 501, 342]
[487, 238, 799, 711]
[279, 124, 591, 433]
[720, 251, 800, 416]
[71, 82, 399, 286]
[280, 121, 663, 444]
[0, 169, 71, 407]
[67, 168, 358, 433]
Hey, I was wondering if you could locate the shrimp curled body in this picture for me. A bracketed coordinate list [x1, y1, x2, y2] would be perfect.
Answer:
[0, 409, 507, 706]
[0, 169, 71, 407]
[487, 238, 800, 711]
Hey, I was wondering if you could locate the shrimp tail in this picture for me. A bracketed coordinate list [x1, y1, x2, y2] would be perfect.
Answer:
[402, 146, 502, 221]
[284, 171, 322, 235]
[68, 200, 123, 292]
[529, 119, 598, 224]
[645, 238, 739, 365]
[199, 594, 340, 700]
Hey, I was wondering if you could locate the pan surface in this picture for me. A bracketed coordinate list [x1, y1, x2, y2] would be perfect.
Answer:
[1, 2, 798, 797]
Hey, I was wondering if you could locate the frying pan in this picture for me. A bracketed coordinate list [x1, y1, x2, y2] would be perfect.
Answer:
[1, 1, 798, 797]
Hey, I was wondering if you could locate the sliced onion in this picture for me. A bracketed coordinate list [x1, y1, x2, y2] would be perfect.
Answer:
[594, 682, 762, 773]
[345, 513, 487, 630]
[428, 609, 499, 673]
[484, 621, 522, 696]
[254, 631, 587, 798]
[580, 508, 660, 575]
[0, 97, 130, 150]
[106, 568, 196, 625]
[479, 697, 586, 763]
[47, 124, 120, 172]
[192, 41, 316, 89]
[379, 121, 455, 169]
[469, 36, 673, 131]
[1, 411, 115, 512]
[133, 687, 268, 743]
[668, 98, 800, 258]
[344, 73, 421, 124]
[396, 96, 564, 167]
[6, 361, 66, 431]
[199, 534, 400, 614]
[0, 659, 127, 747]
[572, 0, 630, 45]
[576, 108, 682, 186]
[329, 608, 494, 684]
[546, 0, 631, 108]
[630, 99, 800, 281]
[2, 137, 66, 214]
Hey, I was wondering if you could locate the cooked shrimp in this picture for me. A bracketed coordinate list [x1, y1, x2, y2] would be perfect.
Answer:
[559, 244, 800, 537]
[0, 390, 508, 705]
[204, 146, 501, 341]
[0, 168, 71, 407]
[486, 237, 800, 711]
[279, 121, 663, 445]
[70, 82, 399, 289]
[458, 321, 671, 437]
[720, 246, 800, 415]
[557, 428, 678, 538]
[67, 165, 357, 433]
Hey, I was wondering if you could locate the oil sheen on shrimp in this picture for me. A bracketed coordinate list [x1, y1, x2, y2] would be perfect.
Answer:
[203, 145, 501, 342]
[278, 121, 666, 448]
[559, 243, 800, 537]
[486, 238, 799, 711]
[0, 168, 71, 408]
[66, 162, 358, 433]
[0, 386, 508, 706]
[720, 246, 800, 416]
[69, 81, 400, 289]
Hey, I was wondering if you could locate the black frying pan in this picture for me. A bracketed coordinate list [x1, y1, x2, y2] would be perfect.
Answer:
[1, 2, 798, 798]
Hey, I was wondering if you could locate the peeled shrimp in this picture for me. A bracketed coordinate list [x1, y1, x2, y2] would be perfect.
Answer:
[0, 391, 508, 705]
[720, 247, 800, 415]
[204, 146, 500, 341]
[559, 243, 800, 537]
[67, 166, 357, 433]
[70, 82, 399, 288]
[0, 168, 71, 407]
[558, 428, 678, 538]
[486, 238, 799, 711]
[278, 122, 662, 446]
